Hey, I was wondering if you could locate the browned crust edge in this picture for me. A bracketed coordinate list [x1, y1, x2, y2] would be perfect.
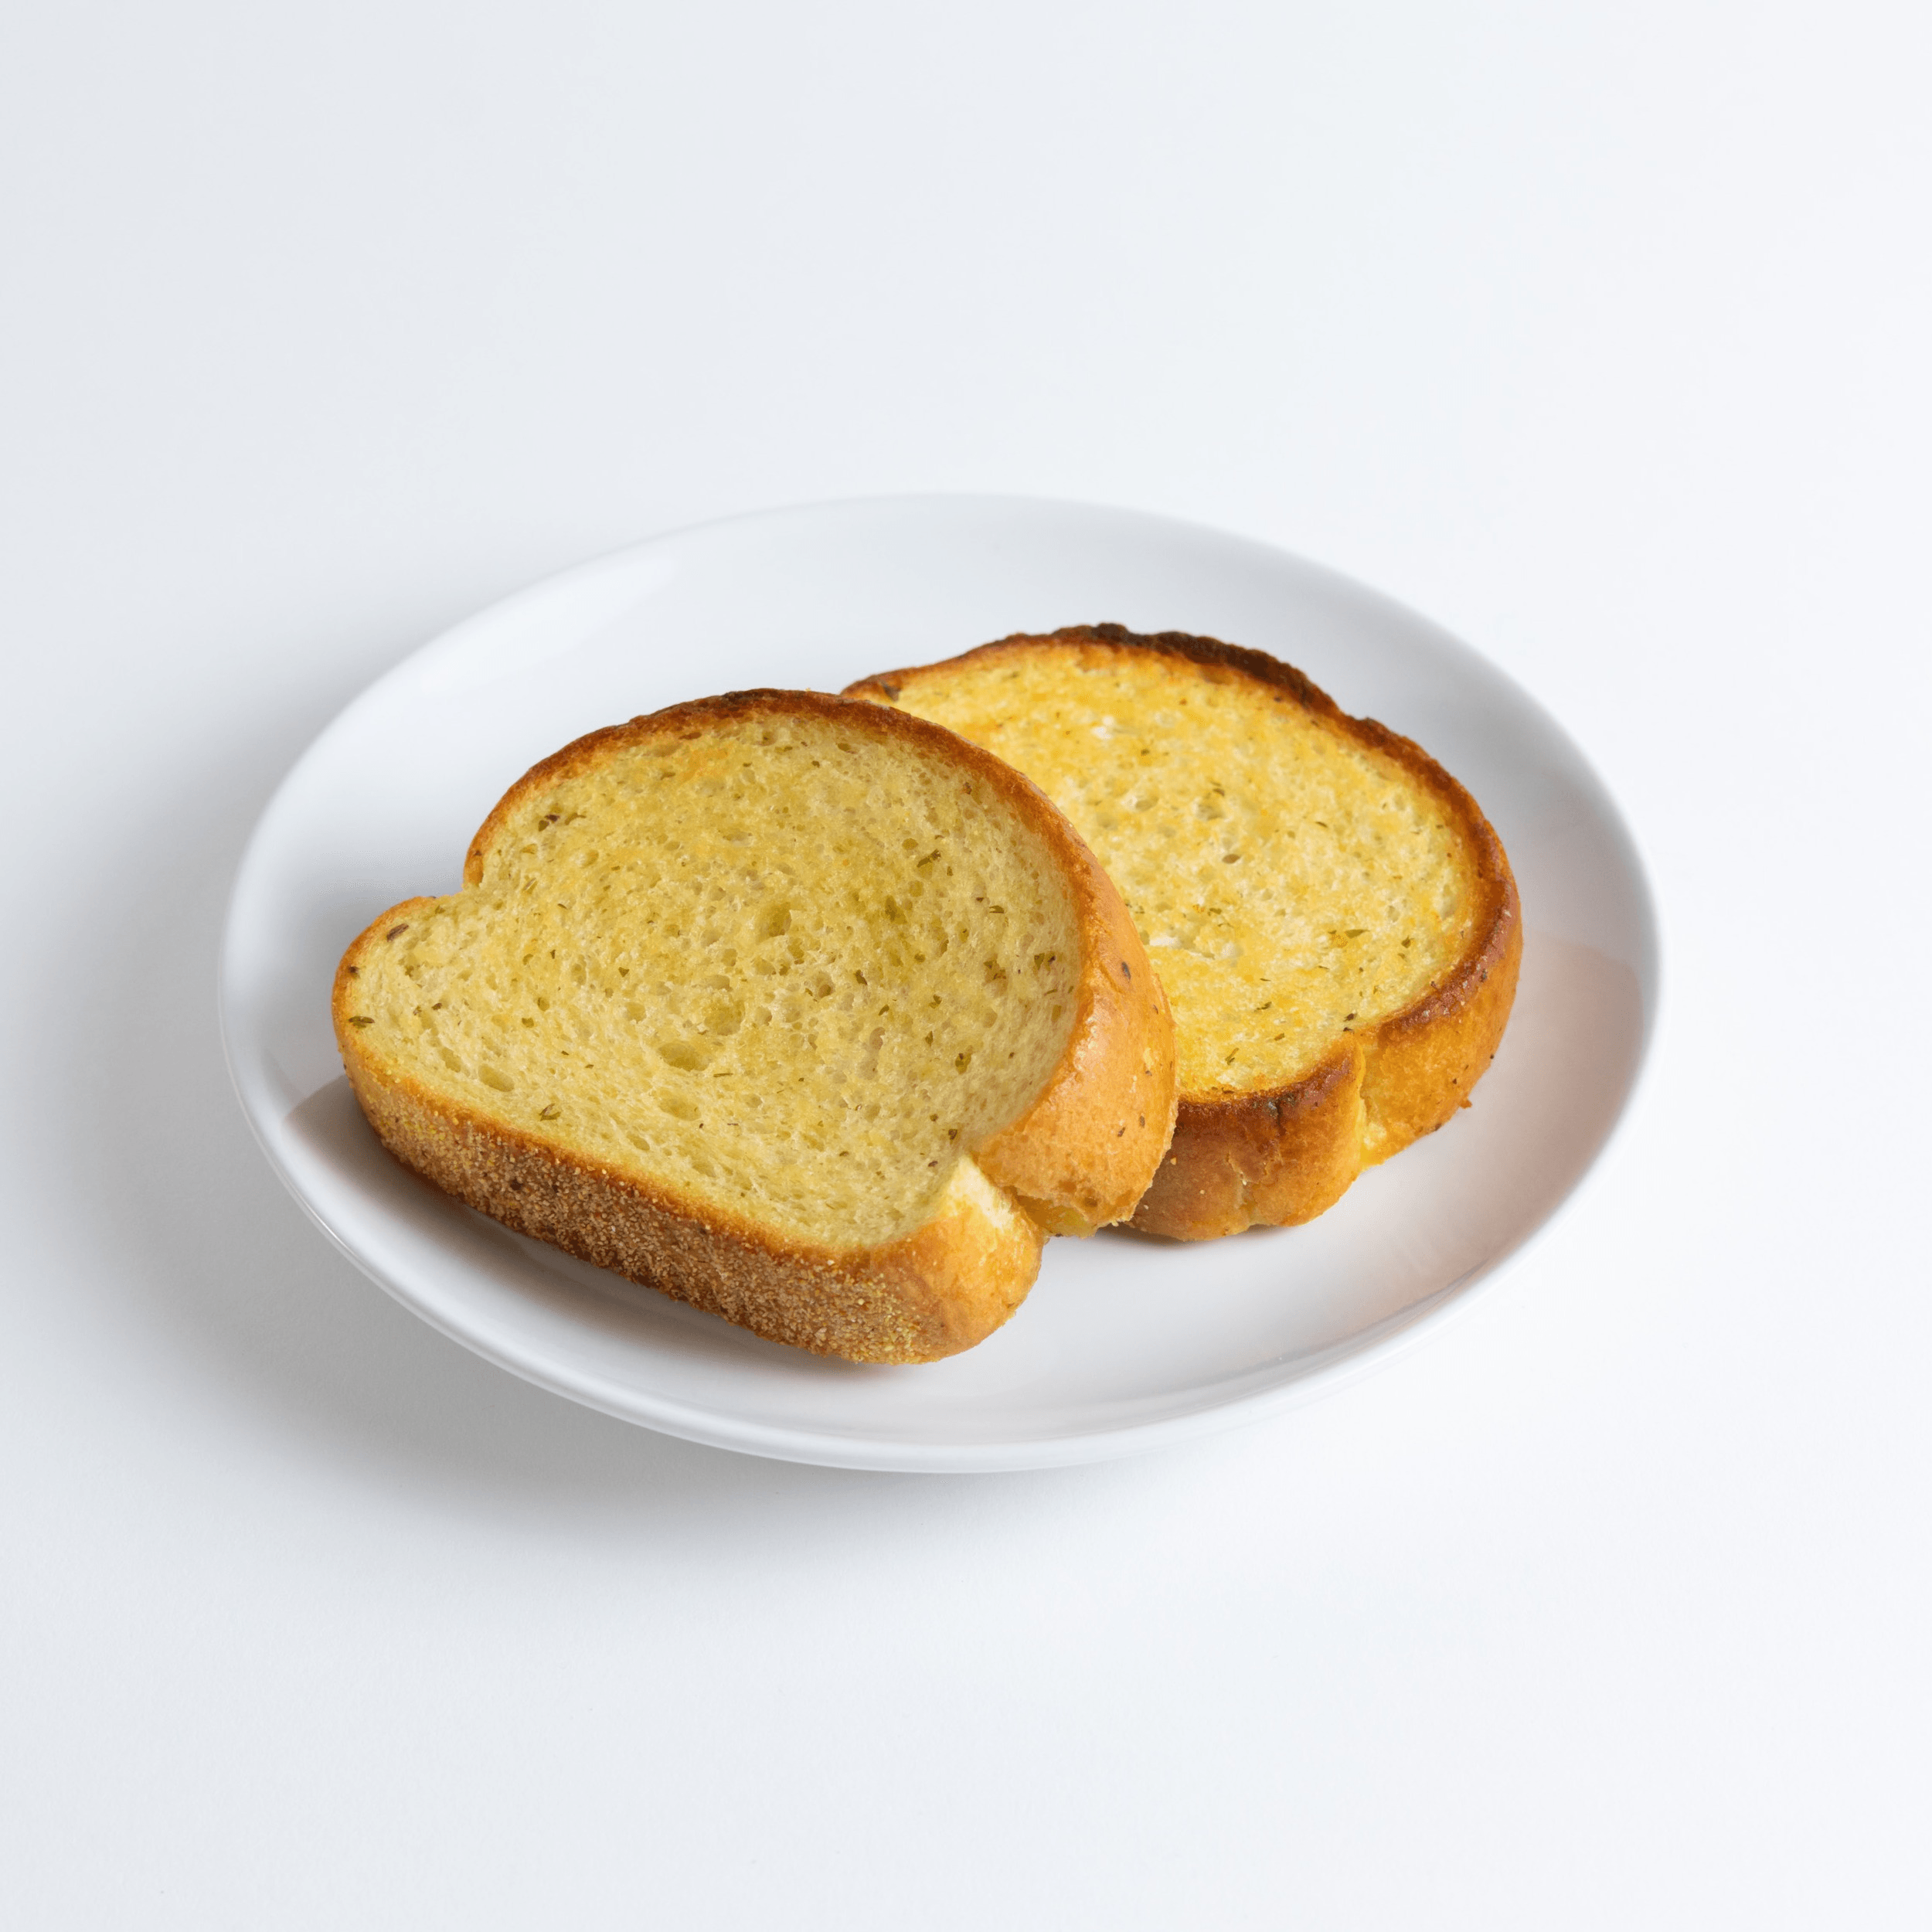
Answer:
[332, 689, 1176, 1360]
[848, 625, 1522, 1241]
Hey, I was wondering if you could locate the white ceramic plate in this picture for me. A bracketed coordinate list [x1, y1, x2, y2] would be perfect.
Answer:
[221, 497, 1657, 1471]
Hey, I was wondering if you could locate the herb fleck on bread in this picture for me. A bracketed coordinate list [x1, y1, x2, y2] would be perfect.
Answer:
[334, 690, 1177, 1359]
[849, 627, 1519, 1239]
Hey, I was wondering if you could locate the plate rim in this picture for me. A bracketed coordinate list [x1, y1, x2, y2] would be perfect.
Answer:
[218, 492, 1662, 1473]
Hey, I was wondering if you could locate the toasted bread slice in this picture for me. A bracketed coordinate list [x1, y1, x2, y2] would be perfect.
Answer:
[333, 690, 1175, 1362]
[848, 626, 1520, 1240]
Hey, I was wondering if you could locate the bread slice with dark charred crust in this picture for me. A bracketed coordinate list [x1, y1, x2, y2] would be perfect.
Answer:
[847, 626, 1520, 1240]
[334, 689, 1176, 1360]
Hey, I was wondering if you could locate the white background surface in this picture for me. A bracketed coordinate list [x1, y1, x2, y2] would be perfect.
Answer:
[2, 3, 1926, 1924]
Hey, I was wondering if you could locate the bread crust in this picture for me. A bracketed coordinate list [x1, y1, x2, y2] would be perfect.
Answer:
[848, 625, 1521, 1241]
[333, 689, 1177, 1362]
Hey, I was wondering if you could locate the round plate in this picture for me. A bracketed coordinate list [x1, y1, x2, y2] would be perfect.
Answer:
[221, 497, 1658, 1471]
